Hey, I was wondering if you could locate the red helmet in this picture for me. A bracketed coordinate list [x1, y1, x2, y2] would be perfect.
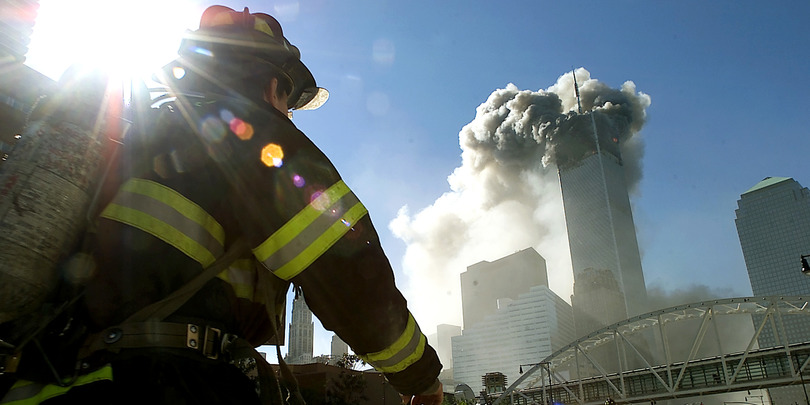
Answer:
[166, 5, 327, 110]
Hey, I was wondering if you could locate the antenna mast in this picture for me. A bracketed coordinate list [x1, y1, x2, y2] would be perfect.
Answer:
[573, 68, 583, 114]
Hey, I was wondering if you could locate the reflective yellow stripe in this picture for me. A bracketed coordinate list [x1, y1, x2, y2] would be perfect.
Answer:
[100, 179, 225, 267]
[358, 313, 426, 373]
[1, 365, 113, 404]
[254, 180, 368, 280]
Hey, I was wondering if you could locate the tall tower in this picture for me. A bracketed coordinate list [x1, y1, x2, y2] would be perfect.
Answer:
[286, 294, 314, 364]
[557, 112, 647, 336]
[735, 177, 810, 405]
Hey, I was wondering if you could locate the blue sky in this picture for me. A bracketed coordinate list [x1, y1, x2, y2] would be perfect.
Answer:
[25, 1, 810, 359]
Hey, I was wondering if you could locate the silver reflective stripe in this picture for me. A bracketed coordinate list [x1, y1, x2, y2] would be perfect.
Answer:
[358, 313, 427, 373]
[115, 189, 225, 259]
[253, 179, 368, 281]
[367, 327, 425, 371]
[100, 179, 225, 266]
[262, 190, 361, 270]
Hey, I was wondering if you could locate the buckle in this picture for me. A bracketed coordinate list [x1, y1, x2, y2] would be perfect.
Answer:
[186, 324, 229, 360]
[1, 352, 21, 374]
[202, 325, 221, 360]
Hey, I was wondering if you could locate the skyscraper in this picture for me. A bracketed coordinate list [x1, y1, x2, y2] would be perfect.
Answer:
[557, 112, 647, 336]
[286, 294, 314, 364]
[735, 176, 810, 405]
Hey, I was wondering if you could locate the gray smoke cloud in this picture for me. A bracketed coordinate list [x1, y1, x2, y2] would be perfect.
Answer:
[390, 68, 651, 333]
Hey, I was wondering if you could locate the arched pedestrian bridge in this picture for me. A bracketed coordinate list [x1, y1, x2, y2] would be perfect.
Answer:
[493, 297, 810, 405]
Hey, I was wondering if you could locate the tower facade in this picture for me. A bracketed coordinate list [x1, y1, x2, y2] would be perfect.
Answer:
[329, 334, 349, 364]
[461, 248, 547, 330]
[454, 248, 575, 392]
[557, 113, 647, 336]
[736, 177, 810, 301]
[735, 176, 810, 405]
[428, 324, 461, 370]
[452, 284, 575, 393]
[286, 294, 314, 364]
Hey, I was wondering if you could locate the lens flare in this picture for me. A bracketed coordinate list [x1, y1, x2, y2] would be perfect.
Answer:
[230, 118, 254, 140]
[292, 174, 305, 188]
[200, 116, 227, 143]
[220, 109, 235, 123]
[310, 190, 330, 211]
[261, 143, 284, 167]
[189, 45, 214, 57]
[172, 66, 186, 79]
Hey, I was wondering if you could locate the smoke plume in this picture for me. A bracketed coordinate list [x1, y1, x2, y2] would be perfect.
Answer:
[390, 68, 651, 333]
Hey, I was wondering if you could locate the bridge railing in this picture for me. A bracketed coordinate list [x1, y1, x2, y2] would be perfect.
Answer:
[494, 297, 810, 405]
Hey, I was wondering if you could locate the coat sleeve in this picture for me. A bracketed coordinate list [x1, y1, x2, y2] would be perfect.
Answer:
[221, 109, 442, 395]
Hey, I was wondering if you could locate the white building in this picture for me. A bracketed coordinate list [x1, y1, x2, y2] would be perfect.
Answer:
[452, 284, 575, 393]
[428, 324, 461, 370]
[461, 248, 547, 330]
[735, 176, 810, 405]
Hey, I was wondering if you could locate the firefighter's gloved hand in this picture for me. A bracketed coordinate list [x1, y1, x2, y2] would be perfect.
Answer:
[400, 380, 443, 405]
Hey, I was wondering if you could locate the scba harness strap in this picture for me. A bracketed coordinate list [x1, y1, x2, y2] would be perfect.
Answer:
[80, 322, 238, 361]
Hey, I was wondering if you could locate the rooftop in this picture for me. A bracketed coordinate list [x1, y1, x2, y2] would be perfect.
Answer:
[742, 176, 792, 195]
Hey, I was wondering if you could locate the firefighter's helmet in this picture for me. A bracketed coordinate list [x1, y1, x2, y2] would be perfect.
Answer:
[161, 5, 328, 111]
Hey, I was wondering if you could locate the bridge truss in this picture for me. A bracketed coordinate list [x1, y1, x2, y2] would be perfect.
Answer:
[494, 297, 810, 405]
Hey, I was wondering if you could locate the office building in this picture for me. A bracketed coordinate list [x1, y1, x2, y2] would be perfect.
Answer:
[330, 334, 348, 364]
[735, 176, 810, 405]
[557, 112, 647, 336]
[428, 324, 461, 370]
[461, 248, 547, 330]
[452, 284, 575, 393]
[286, 294, 314, 364]
[454, 248, 574, 392]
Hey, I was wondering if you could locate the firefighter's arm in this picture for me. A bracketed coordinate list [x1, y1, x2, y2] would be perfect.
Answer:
[224, 111, 441, 394]
[287, 214, 443, 396]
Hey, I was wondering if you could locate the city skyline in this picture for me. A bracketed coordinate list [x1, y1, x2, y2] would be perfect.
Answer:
[18, 0, 810, 360]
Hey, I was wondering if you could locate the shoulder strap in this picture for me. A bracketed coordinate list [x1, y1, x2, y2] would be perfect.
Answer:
[124, 238, 250, 323]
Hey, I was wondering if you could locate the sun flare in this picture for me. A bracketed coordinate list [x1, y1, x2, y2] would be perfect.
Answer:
[26, 0, 203, 82]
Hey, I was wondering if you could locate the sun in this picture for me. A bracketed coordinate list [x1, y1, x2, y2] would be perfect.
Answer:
[26, 0, 203, 82]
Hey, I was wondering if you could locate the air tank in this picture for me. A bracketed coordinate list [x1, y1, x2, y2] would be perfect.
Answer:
[0, 67, 122, 324]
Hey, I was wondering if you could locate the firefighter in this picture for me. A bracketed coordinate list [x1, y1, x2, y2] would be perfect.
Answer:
[1, 5, 443, 405]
